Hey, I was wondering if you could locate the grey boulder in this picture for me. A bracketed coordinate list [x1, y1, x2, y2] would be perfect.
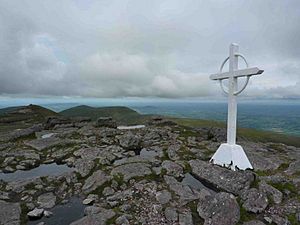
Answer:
[197, 192, 240, 225]
[189, 159, 254, 196]
[0, 200, 21, 225]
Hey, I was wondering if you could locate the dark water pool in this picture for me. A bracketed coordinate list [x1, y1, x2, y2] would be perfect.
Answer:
[0, 163, 74, 182]
[28, 197, 85, 225]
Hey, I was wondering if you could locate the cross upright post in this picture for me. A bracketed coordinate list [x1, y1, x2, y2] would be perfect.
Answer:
[227, 43, 238, 145]
[209, 43, 264, 171]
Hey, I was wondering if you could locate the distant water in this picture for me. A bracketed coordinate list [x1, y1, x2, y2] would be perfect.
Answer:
[0, 98, 299, 136]
[132, 100, 300, 136]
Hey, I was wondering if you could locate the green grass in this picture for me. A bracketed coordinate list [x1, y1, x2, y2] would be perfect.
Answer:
[255, 163, 290, 176]
[287, 213, 299, 225]
[237, 198, 257, 224]
[171, 118, 300, 147]
[187, 201, 204, 224]
[268, 182, 298, 196]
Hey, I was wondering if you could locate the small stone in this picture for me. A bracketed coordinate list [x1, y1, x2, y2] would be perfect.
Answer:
[264, 217, 272, 223]
[74, 158, 95, 177]
[37, 222, 46, 225]
[111, 180, 119, 189]
[84, 206, 103, 215]
[35, 184, 44, 190]
[285, 160, 300, 175]
[120, 184, 127, 190]
[156, 190, 172, 205]
[162, 160, 184, 178]
[152, 166, 162, 175]
[179, 211, 193, 225]
[116, 215, 130, 225]
[43, 210, 53, 217]
[27, 208, 44, 218]
[118, 132, 141, 150]
[242, 220, 266, 225]
[153, 204, 163, 213]
[268, 214, 289, 225]
[259, 181, 282, 204]
[108, 201, 119, 207]
[165, 207, 178, 222]
[82, 198, 94, 205]
[0, 191, 10, 200]
[120, 204, 132, 212]
[241, 188, 268, 213]
[102, 187, 115, 196]
[3, 166, 15, 173]
[3, 156, 15, 165]
[26, 203, 35, 211]
[16, 165, 26, 170]
[37, 192, 56, 209]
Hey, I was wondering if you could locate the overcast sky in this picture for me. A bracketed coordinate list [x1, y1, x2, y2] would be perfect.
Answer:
[0, 0, 299, 99]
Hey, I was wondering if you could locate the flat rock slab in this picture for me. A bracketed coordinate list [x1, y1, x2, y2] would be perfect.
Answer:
[242, 220, 266, 225]
[74, 158, 95, 177]
[111, 162, 152, 181]
[117, 132, 142, 150]
[25, 137, 76, 151]
[70, 209, 115, 225]
[164, 175, 202, 204]
[189, 159, 254, 195]
[197, 192, 240, 225]
[0, 200, 21, 225]
[162, 160, 184, 178]
[37, 192, 56, 209]
[0, 124, 43, 142]
[241, 188, 268, 213]
[82, 170, 111, 193]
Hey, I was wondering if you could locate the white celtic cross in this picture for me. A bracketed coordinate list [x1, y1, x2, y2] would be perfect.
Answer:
[209, 43, 264, 171]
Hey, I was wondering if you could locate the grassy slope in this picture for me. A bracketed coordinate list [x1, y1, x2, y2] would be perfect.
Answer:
[2, 104, 298, 147]
[0, 104, 57, 132]
[171, 117, 300, 147]
[60, 105, 149, 125]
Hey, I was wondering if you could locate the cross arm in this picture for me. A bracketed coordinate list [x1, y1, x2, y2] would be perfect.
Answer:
[210, 67, 264, 80]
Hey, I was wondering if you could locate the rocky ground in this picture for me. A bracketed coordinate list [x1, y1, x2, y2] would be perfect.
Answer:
[0, 107, 299, 225]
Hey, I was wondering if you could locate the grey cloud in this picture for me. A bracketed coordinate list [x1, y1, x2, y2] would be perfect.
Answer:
[0, 0, 299, 98]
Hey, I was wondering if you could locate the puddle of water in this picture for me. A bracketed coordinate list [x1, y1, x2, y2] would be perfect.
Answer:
[117, 125, 145, 130]
[28, 197, 85, 225]
[182, 173, 216, 194]
[0, 163, 73, 182]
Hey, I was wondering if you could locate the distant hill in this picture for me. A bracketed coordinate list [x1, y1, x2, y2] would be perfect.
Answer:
[60, 105, 149, 125]
[0, 104, 57, 132]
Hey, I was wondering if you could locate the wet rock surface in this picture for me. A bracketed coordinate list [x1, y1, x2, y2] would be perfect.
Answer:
[0, 105, 299, 225]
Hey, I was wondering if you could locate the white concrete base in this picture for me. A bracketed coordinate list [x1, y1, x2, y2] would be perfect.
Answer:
[209, 143, 253, 171]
